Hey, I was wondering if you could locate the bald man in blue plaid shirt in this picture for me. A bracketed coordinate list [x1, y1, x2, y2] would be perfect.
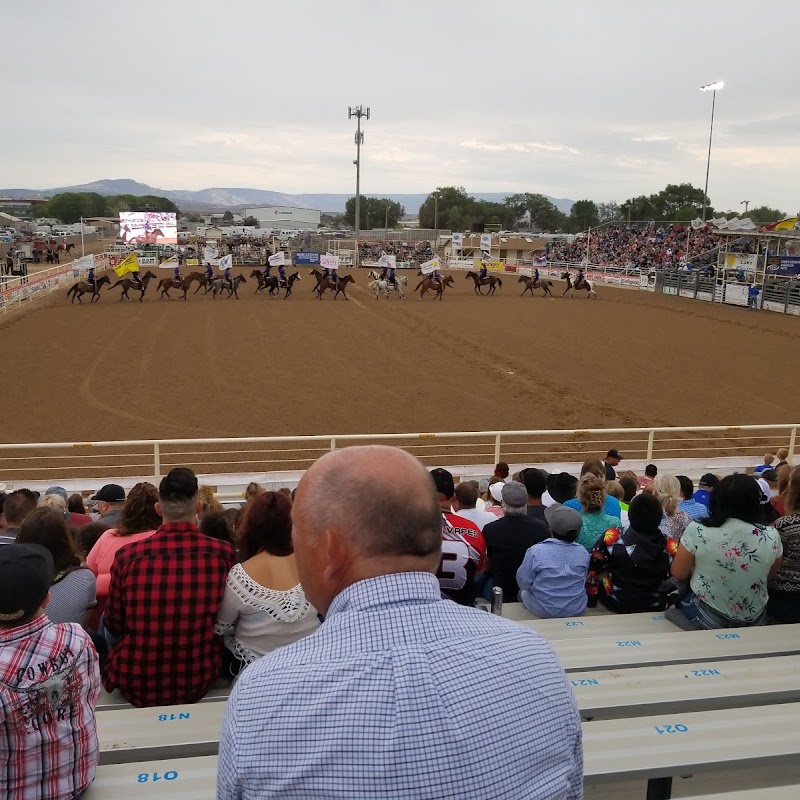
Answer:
[217, 446, 583, 800]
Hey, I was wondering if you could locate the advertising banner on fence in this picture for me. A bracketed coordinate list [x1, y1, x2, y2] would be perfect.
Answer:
[119, 211, 177, 245]
[724, 253, 758, 272]
[320, 253, 339, 270]
[452, 233, 463, 251]
[294, 251, 320, 265]
[486, 260, 504, 271]
[766, 256, 800, 276]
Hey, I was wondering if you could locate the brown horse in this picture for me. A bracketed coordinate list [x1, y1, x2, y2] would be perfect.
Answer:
[518, 275, 554, 297]
[561, 272, 598, 299]
[131, 228, 164, 245]
[466, 270, 503, 295]
[67, 275, 110, 304]
[109, 270, 158, 302]
[316, 274, 355, 300]
[414, 274, 454, 300]
[57, 242, 77, 254]
[157, 276, 191, 300]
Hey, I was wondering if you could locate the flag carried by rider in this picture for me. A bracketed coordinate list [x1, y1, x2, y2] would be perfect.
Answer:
[204, 245, 219, 263]
[159, 255, 179, 267]
[268, 251, 286, 267]
[218, 254, 233, 270]
[113, 252, 139, 277]
[420, 256, 439, 275]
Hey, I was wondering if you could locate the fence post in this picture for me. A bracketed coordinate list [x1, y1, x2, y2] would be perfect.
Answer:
[153, 443, 161, 480]
[646, 430, 655, 461]
[494, 434, 501, 465]
[789, 427, 797, 461]
[330, 438, 336, 452]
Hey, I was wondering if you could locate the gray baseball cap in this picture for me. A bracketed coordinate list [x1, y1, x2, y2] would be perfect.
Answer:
[501, 481, 528, 508]
[544, 504, 583, 538]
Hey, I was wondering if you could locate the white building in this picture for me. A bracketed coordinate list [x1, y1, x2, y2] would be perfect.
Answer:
[244, 206, 320, 230]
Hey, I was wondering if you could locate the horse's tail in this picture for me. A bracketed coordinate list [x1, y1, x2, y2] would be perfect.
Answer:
[414, 281, 423, 291]
[110, 280, 122, 289]
[66, 284, 76, 297]
[496, 277, 503, 287]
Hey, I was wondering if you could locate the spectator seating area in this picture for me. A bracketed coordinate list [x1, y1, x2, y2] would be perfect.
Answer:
[358, 239, 433, 263]
[3, 449, 798, 800]
[548, 224, 724, 270]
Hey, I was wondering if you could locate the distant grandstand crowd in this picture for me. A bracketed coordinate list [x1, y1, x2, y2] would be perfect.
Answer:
[358, 239, 433, 262]
[549, 223, 724, 270]
[1, 445, 798, 796]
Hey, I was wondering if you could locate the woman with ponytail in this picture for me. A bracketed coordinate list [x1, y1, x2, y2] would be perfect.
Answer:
[575, 473, 621, 551]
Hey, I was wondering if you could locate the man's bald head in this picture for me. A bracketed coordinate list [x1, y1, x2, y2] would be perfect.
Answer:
[294, 445, 442, 560]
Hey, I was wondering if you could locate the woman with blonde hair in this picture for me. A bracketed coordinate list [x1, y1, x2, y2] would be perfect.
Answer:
[652, 473, 691, 544]
[244, 482, 265, 504]
[768, 465, 800, 622]
[199, 485, 224, 514]
[575, 473, 621, 551]
[565, 462, 622, 518]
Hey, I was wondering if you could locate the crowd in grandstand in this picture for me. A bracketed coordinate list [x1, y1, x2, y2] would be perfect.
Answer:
[357, 239, 433, 262]
[548, 223, 723, 270]
[0, 444, 798, 797]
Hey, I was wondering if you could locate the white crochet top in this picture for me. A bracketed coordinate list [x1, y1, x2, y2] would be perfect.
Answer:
[215, 563, 319, 664]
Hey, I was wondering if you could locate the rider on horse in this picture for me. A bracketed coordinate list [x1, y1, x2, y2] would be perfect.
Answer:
[223, 266, 233, 289]
[479, 261, 489, 281]
[173, 265, 182, 286]
[278, 264, 287, 286]
[576, 267, 585, 285]
[388, 267, 397, 288]
[329, 265, 339, 289]
[205, 262, 214, 282]
[533, 267, 540, 283]
[87, 267, 96, 292]
[129, 267, 142, 290]
[431, 268, 442, 291]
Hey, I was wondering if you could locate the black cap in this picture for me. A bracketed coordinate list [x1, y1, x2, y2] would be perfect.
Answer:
[761, 469, 778, 482]
[0, 544, 53, 622]
[91, 484, 126, 502]
[699, 473, 719, 488]
[607, 449, 623, 460]
[430, 468, 455, 499]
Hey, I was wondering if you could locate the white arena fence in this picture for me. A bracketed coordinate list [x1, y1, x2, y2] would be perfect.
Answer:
[0, 256, 104, 315]
[0, 424, 796, 487]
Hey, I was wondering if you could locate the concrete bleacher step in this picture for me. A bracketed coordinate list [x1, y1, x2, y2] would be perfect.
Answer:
[571, 654, 800, 719]
[97, 685, 230, 713]
[679, 789, 800, 800]
[550, 625, 800, 672]
[516, 611, 679, 639]
[88, 703, 800, 799]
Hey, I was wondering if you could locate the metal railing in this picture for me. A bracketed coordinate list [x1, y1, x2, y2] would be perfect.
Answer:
[0, 423, 795, 484]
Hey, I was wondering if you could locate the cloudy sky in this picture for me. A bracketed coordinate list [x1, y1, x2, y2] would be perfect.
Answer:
[5, 0, 799, 212]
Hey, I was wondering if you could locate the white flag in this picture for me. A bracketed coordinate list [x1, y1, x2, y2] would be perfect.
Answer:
[420, 257, 439, 275]
[320, 253, 339, 270]
[218, 254, 233, 270]
[72, 254, 94, 272]
[452, 233, 463, 250]
[690, 218, 706, 230]
[479, 233, 491, 251]
[204, 245, 219, 263]
[268, 251, 286, 267]
[378, 254, 396, 269]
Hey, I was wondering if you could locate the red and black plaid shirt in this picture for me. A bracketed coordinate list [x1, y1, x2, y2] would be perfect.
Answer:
[103, 522, 236, 708]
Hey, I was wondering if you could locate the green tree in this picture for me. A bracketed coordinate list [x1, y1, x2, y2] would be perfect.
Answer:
[503, 193, 566, 232]
[567, 199, 600, 232]
[744, 206, 787, 225]
[619, 194, 661, 221]
[243, 216, 260, 228]
[222, 210, 234, 222]
[597, 201, 621, 223]
[418, 187, 473, 229]
[655, 183, 708, 219]
[344, 196, 405, 229]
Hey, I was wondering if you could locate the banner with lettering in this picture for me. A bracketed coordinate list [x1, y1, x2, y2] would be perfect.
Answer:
[479, 233, 491, 251]
[320, 253, 340, 270]
[268, 252, 286, 267]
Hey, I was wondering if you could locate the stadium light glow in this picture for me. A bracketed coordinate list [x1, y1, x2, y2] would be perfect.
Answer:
[700, 80, 725, 92]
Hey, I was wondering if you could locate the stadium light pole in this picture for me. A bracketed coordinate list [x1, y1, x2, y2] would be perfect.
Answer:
[741, 200, 750, 214]
[348, 105, 370, 237]
[699, 81, 724, 221]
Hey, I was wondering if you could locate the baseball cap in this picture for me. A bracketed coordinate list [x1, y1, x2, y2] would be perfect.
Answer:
[489, 482, 505, 502]
[501, 481, 528, 508]
[544, 504, 582, 538]
[430, 468, 455, 499]
[699, 473, 719, 488]
[756, 478, 771, 504]
[761, 469, 778, 483]
[45, 486, 69, 502]
[607, 449, 623, 460]
[0, 544, 53, 622]
[90, 484, 126, 503]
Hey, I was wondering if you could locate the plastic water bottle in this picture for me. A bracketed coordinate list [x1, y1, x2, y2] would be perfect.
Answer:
[491, 586, 503, 615]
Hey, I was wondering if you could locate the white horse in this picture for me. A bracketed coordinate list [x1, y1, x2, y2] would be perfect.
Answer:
[369, 275, 406, 300]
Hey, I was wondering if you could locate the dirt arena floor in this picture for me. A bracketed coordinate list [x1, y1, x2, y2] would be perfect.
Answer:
[1, 267, 799, 476]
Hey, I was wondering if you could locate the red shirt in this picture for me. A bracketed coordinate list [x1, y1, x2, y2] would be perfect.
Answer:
[437, 512, 486, 606]
[103, 522, 236, 708]
[0, 615, 100, 800]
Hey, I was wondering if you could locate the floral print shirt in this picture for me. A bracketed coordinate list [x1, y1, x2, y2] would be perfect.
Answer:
[681, 518, 783, 622]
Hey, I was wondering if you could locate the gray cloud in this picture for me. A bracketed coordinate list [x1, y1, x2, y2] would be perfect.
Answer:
[4, 0, 799, 211]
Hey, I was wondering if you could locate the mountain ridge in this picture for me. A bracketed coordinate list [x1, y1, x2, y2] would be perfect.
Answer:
[0, 178, 575, 215]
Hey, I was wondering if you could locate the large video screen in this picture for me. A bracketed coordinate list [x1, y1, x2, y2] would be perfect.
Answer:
[118, 211, 177, 245]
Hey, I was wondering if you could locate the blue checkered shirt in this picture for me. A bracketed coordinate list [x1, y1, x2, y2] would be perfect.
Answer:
[217, 572, 583, 799]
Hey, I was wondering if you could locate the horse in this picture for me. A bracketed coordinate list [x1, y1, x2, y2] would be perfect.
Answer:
[466, 270, 503, 296]
[210, 275, 246, 299]
[109, 270, 157, 302]
[57, 242, 76, 255]
[66, 275, 110, 304]
[518, 275, 554, 297]
[157, 276, 195, 301]
[316, 274, 355, 300]
[369, 275, 407, 300]
[561, 272, 597, 299]
[130, 228, 164, 245]
[281, 272, 301, 299]
[414, 274, 454, 301]
[251, 269, 268, 293]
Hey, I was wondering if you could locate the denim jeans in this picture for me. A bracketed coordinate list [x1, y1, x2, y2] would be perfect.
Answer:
[672, 592, 766, 630]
